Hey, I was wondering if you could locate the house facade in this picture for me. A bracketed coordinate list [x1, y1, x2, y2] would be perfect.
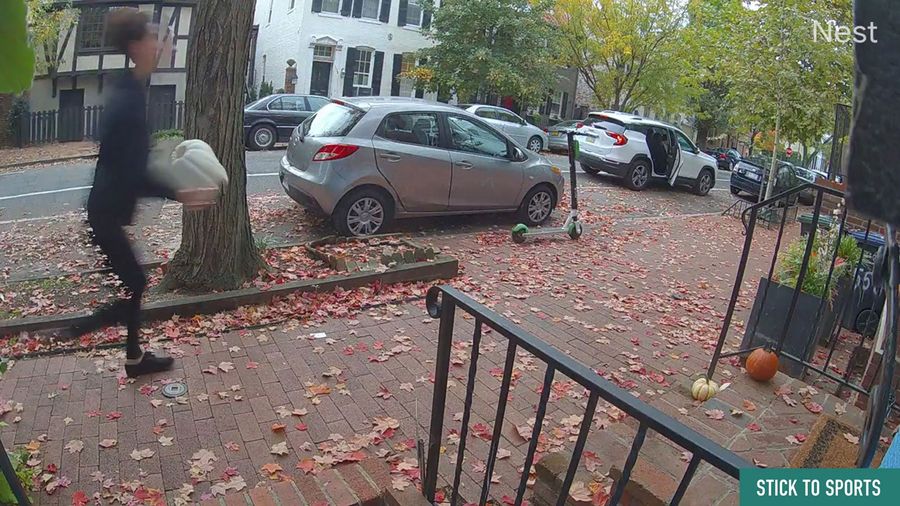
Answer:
[252, 0, 438, 100]
[29, 0, 194, 114]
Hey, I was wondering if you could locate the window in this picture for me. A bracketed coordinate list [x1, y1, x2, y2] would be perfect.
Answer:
[322, 0, 340, 13]
[550, 92, 563, 117]
[78, 7, 109, 51]
[496, 110, 523, 125]
[406, 0, 423, 26]
[447, 115, 509, 158]
[302, 103, 365, 138]
[400, 53, 416, 74]
[280, 96, 307, 111]
[381, 113, 440, 147]
[675, 131, 695, 152]
[267, 97, 283, 110]
[313, 44, 334, 61]
[360, 0, 379, 19]
[307, 96, 330, 111]
[474, 108, 498, 120]
[353, 49, 374, 87]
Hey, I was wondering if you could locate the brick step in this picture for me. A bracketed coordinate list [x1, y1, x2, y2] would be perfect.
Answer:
[199, 460, 428, 506]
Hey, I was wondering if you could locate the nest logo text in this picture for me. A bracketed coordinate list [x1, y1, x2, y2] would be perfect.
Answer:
[813, 20, 878, 44]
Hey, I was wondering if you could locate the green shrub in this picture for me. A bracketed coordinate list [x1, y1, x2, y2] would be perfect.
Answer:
[259, 81, 274, 98]
[151, 129, 184, 142]
[774, 223, 862, 300]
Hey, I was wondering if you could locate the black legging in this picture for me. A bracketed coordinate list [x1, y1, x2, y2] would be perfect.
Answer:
[88, 215, 146, 359]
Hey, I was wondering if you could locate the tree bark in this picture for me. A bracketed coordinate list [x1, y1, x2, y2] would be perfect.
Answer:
[163, 0, 263, 292]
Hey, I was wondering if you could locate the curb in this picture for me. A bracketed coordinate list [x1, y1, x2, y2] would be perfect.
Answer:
[0, 153, 98, 170]
[0, 256, 458, 336]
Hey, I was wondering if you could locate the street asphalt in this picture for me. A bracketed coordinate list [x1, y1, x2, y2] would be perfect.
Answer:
[0, 150, 733, 222]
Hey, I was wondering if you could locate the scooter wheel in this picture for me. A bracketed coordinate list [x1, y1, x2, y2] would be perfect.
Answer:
[511, 225, 528, 244]
[568, 222, 583, 240]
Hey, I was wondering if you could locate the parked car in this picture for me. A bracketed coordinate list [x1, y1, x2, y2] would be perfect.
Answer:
[546, 120, 583, 152]
[454, 104, 549, 153]
[703, 147, 741, 171]
[244, 94, 331, 150]
[279, 97, 565, 236]
[730, 158, 803, 204]
[574, 111, 717, 196]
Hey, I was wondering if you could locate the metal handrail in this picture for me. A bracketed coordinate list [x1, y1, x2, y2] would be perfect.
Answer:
[739, 182, 845, 231]
[423, 285, 750, 505]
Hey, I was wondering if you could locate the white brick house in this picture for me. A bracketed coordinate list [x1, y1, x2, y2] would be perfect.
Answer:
[252, 0, 438, 100]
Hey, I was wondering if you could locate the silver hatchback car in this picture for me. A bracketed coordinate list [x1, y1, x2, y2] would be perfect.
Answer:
[279, 97, 565, 236]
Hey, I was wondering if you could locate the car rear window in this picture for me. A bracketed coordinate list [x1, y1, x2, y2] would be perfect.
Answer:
[301, 103, 365, 138]
[585, 115, 626, 134]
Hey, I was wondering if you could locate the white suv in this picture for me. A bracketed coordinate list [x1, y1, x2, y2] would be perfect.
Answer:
[575, 111, 717, 195]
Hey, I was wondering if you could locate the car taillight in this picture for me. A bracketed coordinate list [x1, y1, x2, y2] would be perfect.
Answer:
[575, 122, 584, 129]
[542, 127, 548, 133]
[719, 154, 726, 159]
[313, 144, 359, 161]
[605, 131, 627, 146]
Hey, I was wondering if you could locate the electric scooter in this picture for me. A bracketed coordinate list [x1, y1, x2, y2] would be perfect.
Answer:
[511, 130, 590, 243]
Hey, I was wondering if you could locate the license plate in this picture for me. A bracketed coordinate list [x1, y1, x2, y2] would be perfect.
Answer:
[550, 132, 560, 137]
[749, 173, 761, 182]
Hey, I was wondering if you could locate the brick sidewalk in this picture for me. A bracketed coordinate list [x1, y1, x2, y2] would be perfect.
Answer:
[0, 195, 881, 505]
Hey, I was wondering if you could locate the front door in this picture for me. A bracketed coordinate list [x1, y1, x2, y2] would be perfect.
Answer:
[373, 112, 451, 212]
[667, 129, 684, 186]
[673, 130, 702, 181]
[58, 89, 84, 142]
[148, 85, 177, 131]
[445, 114, 524, 210]
[310, 61, 331, 97]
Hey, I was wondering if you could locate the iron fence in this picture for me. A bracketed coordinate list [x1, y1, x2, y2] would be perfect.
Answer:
[707, 183, 898, 466]
[13, 101, 185, 147]
[423, 285, 749, 506]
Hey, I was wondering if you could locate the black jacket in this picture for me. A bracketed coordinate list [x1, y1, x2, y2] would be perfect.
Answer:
[87, 71, 175, 225]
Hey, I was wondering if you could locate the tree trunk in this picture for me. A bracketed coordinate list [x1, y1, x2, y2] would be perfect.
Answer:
[695, 120, 711, 150]
[163, 0, 263, 292]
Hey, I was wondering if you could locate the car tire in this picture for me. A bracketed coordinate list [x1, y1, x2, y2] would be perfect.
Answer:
[581, 163, 600, 175]
[730, 186, 741, 195]
[624, 160, 651, 191]
[332, 188, 394, 237]
[517, 184, 556, 226]
[248, 124, 276, 150]
[527, 136, 543, 153]
[693, 169, 714, 196]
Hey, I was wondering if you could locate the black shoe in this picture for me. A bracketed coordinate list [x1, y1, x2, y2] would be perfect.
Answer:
[125, 352, 174, 378]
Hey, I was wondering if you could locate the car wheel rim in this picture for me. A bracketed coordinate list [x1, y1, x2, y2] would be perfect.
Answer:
[633, 165, 648, 187]
[528, 139, 542, 152]
[347, 198, 384, 236]
[700, 174, 711, 193]
[255, 129, 272, 147]
[528, 191, 552, 222]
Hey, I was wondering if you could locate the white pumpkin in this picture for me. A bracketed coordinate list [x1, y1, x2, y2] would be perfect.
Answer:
[691, 377, 719, 401]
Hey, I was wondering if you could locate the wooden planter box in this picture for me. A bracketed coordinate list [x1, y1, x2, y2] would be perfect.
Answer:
[740, 277, 849, 378]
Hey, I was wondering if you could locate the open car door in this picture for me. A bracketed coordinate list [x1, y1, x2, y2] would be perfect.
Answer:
[667, 129, 683, 186]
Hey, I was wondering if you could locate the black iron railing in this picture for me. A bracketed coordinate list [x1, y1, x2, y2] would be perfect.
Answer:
[708, 182, 898, 466]
[424, 285, 749, 506]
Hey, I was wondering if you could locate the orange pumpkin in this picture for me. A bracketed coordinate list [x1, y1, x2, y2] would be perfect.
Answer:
[746, 348, 779, 382]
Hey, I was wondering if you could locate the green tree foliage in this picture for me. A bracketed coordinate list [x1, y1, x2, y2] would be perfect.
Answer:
[27, 0, 78, 78]
[410, 0, 558, 105]
[552, 0, 691, 113]
[725, 0, 853, 147]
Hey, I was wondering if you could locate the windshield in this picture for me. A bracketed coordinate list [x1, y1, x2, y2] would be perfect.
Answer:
[301, 103, 365, 138]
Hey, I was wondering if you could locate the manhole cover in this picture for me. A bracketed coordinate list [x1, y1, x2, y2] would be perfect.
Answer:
[162, 382, 187, 398]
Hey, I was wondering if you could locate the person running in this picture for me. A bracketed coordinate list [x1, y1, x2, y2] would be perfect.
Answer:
[64, 9, 211, 377]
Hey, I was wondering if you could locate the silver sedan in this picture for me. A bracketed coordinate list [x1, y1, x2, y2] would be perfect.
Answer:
[455, 104, 549, 153]
[279, 98, 565, 236]
[546, 120, 582, 152]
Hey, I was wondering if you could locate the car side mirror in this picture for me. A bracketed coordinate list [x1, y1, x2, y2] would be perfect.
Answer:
[510, 147, 526, 161]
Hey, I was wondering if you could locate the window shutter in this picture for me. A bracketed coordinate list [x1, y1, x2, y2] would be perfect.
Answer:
[371, 51, 385, 96]
[312, 0, 322, 12]
[561, 92, 569, 118]
[379, 0, 391, 23]
[343, 48, 358, 97]
[340, 0, 352, 16]
[351, 0, 362, 18]
[545, 94, 552, 115]
[391, 54, 403, 96]
[398, 0, 407, 26]
[422, 8, 431, 28]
